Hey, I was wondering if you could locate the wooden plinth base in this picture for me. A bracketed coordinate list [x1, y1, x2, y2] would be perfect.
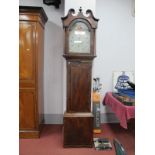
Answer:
[19, 130, 40, 138]
[19, 122, 44, 138]
[63, 112, 93, 147]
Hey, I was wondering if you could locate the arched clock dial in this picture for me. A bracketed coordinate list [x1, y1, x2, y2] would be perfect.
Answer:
[69, 22, 90, 53]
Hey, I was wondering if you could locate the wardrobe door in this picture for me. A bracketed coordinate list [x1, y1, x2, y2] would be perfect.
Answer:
[19, 22, 36, 88]
[19, 89, 37, 130]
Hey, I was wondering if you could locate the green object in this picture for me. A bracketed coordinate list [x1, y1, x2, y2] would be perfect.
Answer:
[113, 139, 127, 155]
[93, 102, 101, 129]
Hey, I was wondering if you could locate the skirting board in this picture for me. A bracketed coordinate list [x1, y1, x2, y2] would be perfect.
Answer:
[44, 113, 119, 124]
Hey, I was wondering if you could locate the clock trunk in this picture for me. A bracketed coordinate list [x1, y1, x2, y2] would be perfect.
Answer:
[67, 60, 92, 112]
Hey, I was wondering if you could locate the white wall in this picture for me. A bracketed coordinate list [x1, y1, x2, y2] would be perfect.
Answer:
[95, 0, 135, 115]
[19, 0, 135, 123]
[64, 0, 135, 119]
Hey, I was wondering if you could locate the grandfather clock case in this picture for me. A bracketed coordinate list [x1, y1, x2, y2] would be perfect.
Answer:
[19, 6, 48, 138]
[62, 8, 99, 147]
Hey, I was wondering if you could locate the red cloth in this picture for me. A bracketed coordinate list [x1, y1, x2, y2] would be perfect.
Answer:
[103, 92, 135, 129]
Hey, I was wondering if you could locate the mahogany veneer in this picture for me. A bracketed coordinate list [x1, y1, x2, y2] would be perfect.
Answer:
[19, 6, 48, 138]
[63, 112, 93, 147]
[62, 8, 99, 147]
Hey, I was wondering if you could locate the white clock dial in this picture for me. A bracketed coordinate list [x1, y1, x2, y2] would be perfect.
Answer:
[69, 22, 90, 53]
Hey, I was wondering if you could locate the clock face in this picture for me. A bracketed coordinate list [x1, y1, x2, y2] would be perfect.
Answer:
[69, 22, 90, 53]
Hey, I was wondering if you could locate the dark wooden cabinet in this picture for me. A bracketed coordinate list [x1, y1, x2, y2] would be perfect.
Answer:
[19, 6, 48, 138]
[62, 8, 99, 147]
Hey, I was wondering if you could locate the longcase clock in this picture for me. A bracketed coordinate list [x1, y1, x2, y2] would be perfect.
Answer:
[61, 7, 99, 147]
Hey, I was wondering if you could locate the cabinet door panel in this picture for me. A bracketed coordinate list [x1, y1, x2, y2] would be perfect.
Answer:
[67, 61, 92, 112]
[19, 89, 37, 130]
[19, 22, 36, 87]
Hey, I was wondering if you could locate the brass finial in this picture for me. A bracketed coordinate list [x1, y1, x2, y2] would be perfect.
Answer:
[79, 7, 82, 12]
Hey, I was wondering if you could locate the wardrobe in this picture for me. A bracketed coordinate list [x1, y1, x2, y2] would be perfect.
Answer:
[19, 6, 48, 138]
